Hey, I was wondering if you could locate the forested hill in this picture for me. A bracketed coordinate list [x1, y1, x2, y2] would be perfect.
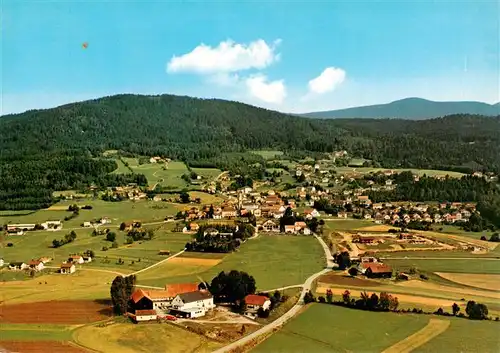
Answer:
[1, 94, 500, 172]
[303, 97, 499, 120]
[1, 93, 500, 210]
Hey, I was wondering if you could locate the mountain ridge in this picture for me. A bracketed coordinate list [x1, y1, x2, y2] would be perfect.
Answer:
[302, 97, 500, 120]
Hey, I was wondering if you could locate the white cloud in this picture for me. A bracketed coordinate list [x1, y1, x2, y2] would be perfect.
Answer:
[245, 74, 286, 104]
[308, 67, 346, 94]
[167, 39, 280, 74]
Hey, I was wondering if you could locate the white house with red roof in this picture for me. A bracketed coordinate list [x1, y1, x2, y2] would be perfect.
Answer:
[244, 294, 271, 314]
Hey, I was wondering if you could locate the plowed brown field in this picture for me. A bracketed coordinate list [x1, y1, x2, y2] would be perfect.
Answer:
[0, 300, 111, 324]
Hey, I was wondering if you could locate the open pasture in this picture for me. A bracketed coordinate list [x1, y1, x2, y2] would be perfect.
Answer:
[0, 300, 111, 324]
[436, 273, 500, 291]
[250, 150, 284, 159]
[317, 272, 382, 287]
[138, 235, 325, 290]
[414, 316, 500, 353]
[73, 321, 221, 353]
[253, 304, 429, 353]
[0, 199, 179, 229]
[0, 270, 118, 304]
[0, 341, 87, 353]
[322, 219, 374, 231]
[384, 258, 500, 275]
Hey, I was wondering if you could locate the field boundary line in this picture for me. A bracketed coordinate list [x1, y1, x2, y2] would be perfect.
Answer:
[128, 249, 185, 276]
[381, 318, 450, 353]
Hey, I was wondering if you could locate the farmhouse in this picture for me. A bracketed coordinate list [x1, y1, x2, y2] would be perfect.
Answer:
[28, 260, 44, 271]
[60, 263, 76, 274]
[284, 225, 295, 234]
[130, 283, 200, 312]
[9, 262, 27, 271]
[41, 220, 62, 230]
[68, 255, 84, 264]
[261, 220, 279, 233]
[82, 255, 93, 263]
[244, 294, 271, 314]
[294, 221, 311, 235]
[337, 212, 348, 218]
[364, 263, 393, 278]
[7, 224, 35, 232]
[170, 290, 215, 318]
[303, 209, 320, 219]
[133, 309, 158, 322]
[352, 235, 377, 244]
[38, 257, 52, 264]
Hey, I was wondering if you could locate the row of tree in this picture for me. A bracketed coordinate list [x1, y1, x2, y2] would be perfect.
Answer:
[52, 230, 77, 248]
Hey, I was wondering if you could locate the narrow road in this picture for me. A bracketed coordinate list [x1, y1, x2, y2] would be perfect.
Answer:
[135, 284, 164, 290]
[213, 234, 333, 353]
[261, 284, 303, 293]
[128, 249, 185, 276]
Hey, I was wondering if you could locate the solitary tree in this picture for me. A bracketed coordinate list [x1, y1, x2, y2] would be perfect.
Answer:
[452, 303, 460, 316]
[106, 232, 116, 242]
[326, 289, 333, 303]
[348, 267, 358, 277]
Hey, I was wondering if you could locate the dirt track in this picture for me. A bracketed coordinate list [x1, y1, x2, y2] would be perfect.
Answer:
[381, 318, 450, 353]
[168, 256, 222, 267]
[0, 300, 111, 324]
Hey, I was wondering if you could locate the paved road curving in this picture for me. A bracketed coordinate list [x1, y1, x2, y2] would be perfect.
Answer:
[212, 234, 334, 353]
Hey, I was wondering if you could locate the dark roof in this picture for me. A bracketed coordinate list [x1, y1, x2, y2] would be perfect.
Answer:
[178, 290, 212, 303]
[10, 262, 25, 266]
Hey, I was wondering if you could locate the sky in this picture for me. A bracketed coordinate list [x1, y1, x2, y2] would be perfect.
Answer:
[1, 0, 499, 115]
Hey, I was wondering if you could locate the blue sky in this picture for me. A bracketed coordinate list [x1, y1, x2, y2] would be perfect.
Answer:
[2, 0, 499, 115]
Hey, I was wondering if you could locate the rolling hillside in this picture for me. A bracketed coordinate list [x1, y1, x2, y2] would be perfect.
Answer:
[303, 98, 499, 120]
[1, 94, 499, 210]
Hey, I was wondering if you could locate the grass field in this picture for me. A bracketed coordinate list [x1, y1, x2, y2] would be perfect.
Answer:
[322, 219, 374, 232]
[384, 258, 500, 275]
[113, 158, 221, 190]
[0, 199, 181, 229]
[0, 324, 75, 341]
[250, 150, 284, 159]
[138, 235, 325, 290]
[0, 270, 117, 304]
[112, 158, 132, 174]
[435, 225, 495, 240]
[1, 222, 191, 274]
[414, 316, 500, 353]
[253, 304, 430, 353]
[73, 321, 221, 353]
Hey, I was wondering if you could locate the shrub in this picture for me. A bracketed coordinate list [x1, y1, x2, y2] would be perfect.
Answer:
[318, 296, 326, 303]
[111, 241, 119, 248]
[7, 242, 13, 247]
[102, 246, 109, 251]
[420, 274, 429, 280]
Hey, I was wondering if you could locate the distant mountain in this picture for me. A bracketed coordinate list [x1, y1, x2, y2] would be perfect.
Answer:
[303, 98, 500, 120]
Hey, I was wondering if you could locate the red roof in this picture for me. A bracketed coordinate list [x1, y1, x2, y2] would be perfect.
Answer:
[365, 263, 392, 273]
[130, 283, 199, 303]
[60, 263, 75, 269]
[245, 294, 269, 306]
[28, 260, 42, 266]
[135, 310, 157, 316]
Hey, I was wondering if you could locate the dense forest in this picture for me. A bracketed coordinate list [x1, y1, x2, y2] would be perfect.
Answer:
[1, 94, 499, 210]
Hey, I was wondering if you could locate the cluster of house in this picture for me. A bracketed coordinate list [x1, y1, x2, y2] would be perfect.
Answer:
[82, 217, 112, 228]
[129, 283, 273, 322]
[331, 197, 476, 225]
[179, 189, 322, 225]
[5, 221, 63, 235]
[104, 184, 147, 201]
[59, 254, 92, 274]
[8, 257, 52, 272]
[258, 220, 312, 235]
[353, 256, 393, 278]
[7, 254, 92, 274]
